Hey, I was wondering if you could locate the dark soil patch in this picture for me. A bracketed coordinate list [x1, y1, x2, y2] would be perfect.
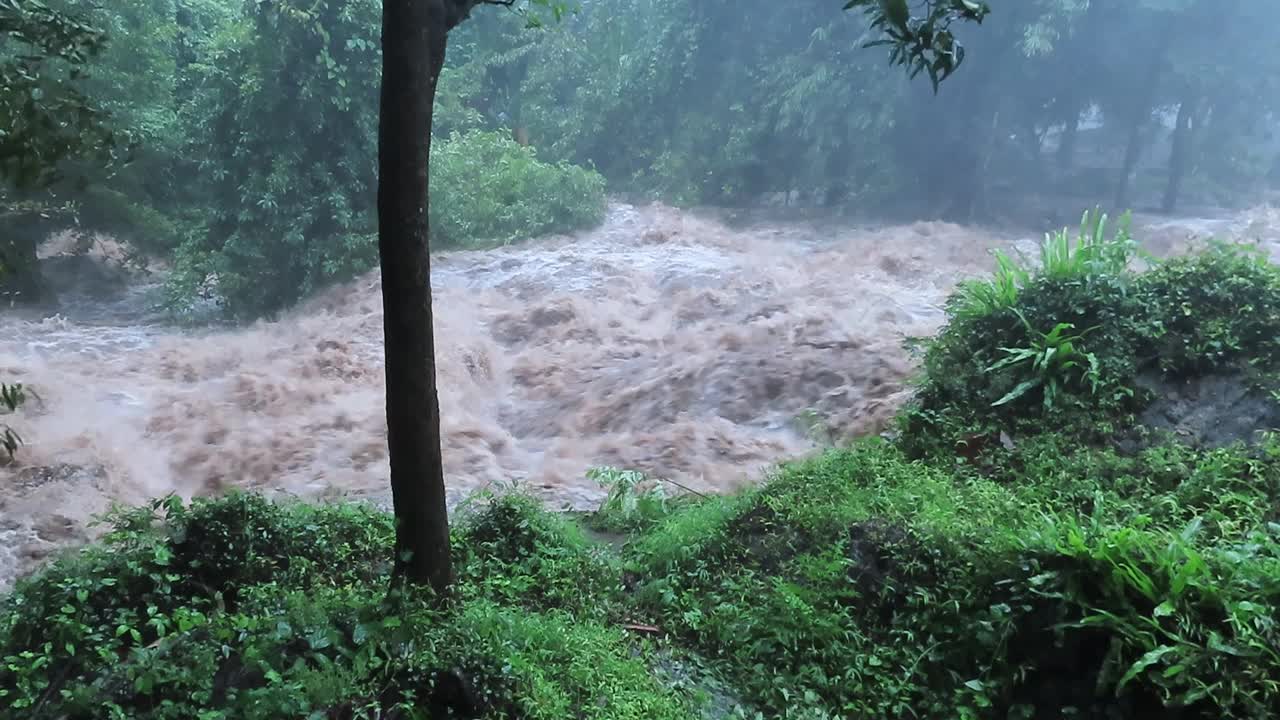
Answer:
[1135, 371, 1280, 449]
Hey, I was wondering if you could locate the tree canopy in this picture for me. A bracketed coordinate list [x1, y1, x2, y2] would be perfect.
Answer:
[2, 0, 1278, 298]
[0, 0, 132, 189]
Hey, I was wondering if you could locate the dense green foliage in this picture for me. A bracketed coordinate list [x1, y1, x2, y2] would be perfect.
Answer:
[0, 492, 694, 719]
[0, 0, 132, 189]
[0, 0, 139, 302]
[163, 0, 382, 320]
[628, 437, 1280, 719]
[156, 0, 608, 319]
[428, 130, 606, 249]
[900, 209, 1280, 455]
[9, 0, 1279, 317]
[2, 0, 612, 319]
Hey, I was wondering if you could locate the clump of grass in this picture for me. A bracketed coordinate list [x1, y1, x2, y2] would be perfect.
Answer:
[1037, 207, 1139, 281]
[950, 207, 1135, 322]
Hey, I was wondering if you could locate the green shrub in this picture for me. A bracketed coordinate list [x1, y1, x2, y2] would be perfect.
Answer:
[429, 130, 607, 249]
[899, 212, 1280, 457]
[0, 491, 690, 719]
[1135, 242, 1280, 377]
[627, 443, 1033, 718]
[453, 490, 624, 616]
[625, 439, 1280, 719]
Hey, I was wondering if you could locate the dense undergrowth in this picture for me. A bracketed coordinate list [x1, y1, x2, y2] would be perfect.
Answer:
[5, 212, 1280, 718]
[0, 492, 692, 719]
[900, 209, 1280, 456]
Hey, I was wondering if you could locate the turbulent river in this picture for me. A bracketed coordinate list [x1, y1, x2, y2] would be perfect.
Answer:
[2, 201, 1277, 588]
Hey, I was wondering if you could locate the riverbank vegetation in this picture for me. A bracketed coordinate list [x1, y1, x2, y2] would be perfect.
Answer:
[5, 220, 1279, 718]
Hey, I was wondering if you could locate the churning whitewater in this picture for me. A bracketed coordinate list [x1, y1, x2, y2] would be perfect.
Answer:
[1, 201, 1276, 588]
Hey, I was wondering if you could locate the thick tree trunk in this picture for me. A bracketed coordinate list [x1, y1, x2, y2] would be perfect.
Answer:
[1162, 94, 1196, 214]
[378, 0, 454, 594]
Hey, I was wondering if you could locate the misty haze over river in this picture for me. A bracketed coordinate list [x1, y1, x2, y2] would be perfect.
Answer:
[2, 200, 1279, 588]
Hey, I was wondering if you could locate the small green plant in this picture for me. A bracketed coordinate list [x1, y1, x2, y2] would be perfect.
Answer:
[588, 466, 670, 532]
[951, 249, 1030, 321]
[793, 408, 835, 447]
[987, 309, 1100, 410]
[0, 382, 28, 460]
[1038, 207, 1138, 281]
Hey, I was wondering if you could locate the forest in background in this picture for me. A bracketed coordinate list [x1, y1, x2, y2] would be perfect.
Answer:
[3, 0, 1280, 319]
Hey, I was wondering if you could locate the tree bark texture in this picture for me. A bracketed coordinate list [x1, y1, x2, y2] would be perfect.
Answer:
[378, 0, 454, 594]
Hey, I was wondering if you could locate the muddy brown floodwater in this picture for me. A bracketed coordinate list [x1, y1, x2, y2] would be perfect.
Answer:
[1, 201, 1277, 589]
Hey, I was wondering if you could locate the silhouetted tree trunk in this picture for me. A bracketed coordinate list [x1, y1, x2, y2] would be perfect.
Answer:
[1114, 110, 1149, 212]
[378, 0, 455, 594]
[1162, 94, 1197, 214]
[1056, 101, 1080, 170]
[1113, 27, 1171, 211]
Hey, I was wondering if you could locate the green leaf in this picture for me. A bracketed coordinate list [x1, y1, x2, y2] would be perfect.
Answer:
[993, 379, 1041, 407]
[1118, 645, 1177, 689]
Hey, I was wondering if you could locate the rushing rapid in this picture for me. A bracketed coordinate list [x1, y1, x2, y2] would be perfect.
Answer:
[1, 201, 1276, 588]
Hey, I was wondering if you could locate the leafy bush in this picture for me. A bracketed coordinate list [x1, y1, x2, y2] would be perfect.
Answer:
[900, 211, 1280, 456]
[1135, 242, 1280, 377]
[429, 130, 607, 249]
[625, 439, 1280, 719]
[0, 492, 691, 719]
